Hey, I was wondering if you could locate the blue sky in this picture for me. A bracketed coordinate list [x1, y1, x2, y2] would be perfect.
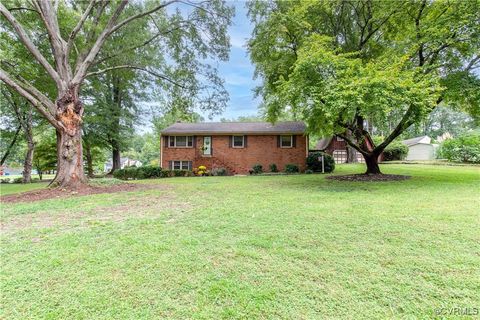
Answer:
[211, 1, 260, 121]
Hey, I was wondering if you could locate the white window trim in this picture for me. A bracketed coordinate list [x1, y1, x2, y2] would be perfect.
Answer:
[280, 135, 293, 148]
[169, 136, 193, 148]
[232, 135, 245, 148]
[171, 160, 191, 170]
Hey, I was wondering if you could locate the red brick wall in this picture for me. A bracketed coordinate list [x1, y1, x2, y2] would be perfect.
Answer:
[161, 135, 307, 174]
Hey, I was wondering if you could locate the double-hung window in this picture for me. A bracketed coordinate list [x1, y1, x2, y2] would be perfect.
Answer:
[169, 136, 193, 148]
[280, 135, 293, 148]
[232, 135, 244, 148]
[171, 161, 191, 170]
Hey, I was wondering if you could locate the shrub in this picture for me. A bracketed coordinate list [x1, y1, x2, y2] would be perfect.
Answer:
[269, 163, 278, 172]
[160, 170, 172, 178]
[13, 177, 23, 183]
[0, 178, 11, 184]
[383, 141, 409, 161]
[306, 152, 335, 173]
[212, 167, 228, 176]
[252, 164, 263, 174]
[172, 169, 189, 177]
[439, 132, 480, 163]
[305, 169, 313, 174]
[285, 163, 299, 173]
[114, 166, 164, 180]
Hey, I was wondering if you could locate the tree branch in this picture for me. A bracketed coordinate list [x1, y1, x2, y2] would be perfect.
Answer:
[71, 0, 129, 85]
[109, 0, 177, 35]
[67, 0, 97, 54]
[0, 69, 61, 130]
[0, 3, 62, 88]
[85, 65, 187, 88]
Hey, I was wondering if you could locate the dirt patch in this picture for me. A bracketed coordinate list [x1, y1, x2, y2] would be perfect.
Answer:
[327, 174, 411, 182]
[2, 191, 192, 235]
[1, 183, 158, 204]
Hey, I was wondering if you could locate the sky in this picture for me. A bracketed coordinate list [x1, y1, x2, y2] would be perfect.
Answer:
[210, 1, 260, 121]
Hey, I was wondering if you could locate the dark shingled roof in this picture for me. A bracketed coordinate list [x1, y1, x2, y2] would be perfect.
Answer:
[161, 121, 306, 135]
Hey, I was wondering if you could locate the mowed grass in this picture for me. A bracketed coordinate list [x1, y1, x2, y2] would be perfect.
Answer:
[0, 181, 49, 195]
[1, 164, 479, 319]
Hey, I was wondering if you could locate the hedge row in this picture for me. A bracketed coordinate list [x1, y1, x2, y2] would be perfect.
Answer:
[113, 166, 193, 180]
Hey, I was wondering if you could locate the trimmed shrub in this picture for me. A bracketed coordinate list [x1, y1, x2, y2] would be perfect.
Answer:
[0, 178, 11, 184]
[439, 132, 480, 163]
[173, 169, 189, 177]
[383, 141, 409, 161]
[285, 163, 299, 173]
[269, 163, 278, 172]
[212, 167, 228, 176]
[113, 165, 164, 180]
[252, 164, 263, 174]
[306, 152, 335, 173]
[305, 169, 313, 174]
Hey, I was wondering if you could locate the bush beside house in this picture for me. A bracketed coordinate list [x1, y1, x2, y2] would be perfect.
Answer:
[306, 152, 335, 173]
[382, 141, 409, 161]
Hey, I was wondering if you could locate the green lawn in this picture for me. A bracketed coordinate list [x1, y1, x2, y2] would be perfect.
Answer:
[0, 181, 50, 195]
[1, 164, 479, 319]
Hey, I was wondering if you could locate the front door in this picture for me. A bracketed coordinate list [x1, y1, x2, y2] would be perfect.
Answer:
[203, 136, 212, 155]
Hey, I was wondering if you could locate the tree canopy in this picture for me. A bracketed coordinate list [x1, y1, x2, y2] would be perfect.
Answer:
[248, 0, 480, 173]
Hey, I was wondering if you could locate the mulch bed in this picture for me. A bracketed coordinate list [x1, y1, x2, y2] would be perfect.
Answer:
[327, 174, 411, 182]
[1, 183, 156, 204]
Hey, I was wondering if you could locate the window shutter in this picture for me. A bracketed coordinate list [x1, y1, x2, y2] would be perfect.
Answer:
[244, 135, 248, 148]
[292, 135, 297, 148]
[188, 161, 192, 170]
[277, 135, 281, 147]
[168, 161, 173, 170]
[192, 136, 196, 148]
[164, 136, 169, 148]
[229, 136, 233, 148]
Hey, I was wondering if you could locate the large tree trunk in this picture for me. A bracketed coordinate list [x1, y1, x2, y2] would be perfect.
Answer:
[345, 131, 357, 163]
[364, 153, 382, 174]
[22, 140, 34, 183]
[50, 88, 87, 188]
[111, 146, 121, 172]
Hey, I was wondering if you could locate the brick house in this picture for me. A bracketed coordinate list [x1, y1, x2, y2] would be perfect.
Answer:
[160, 121, 308, 174]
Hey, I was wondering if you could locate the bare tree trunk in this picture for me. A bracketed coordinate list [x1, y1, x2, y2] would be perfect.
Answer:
[84, 142, 94, 178]
[23, 140, 34, 183]
[364, 153, 381, 174]
[112, 146, 121, 172]
[50, 88, 87, 188]
[1, 126, 21, 165]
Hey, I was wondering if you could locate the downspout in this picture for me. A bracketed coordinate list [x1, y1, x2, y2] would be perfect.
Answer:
[159, 134, 163, 168]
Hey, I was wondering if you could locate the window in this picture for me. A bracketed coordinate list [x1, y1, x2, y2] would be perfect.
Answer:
[171, 161, 191, 170]
[232, 135, 244, 148]
[280, 135, 293, 148]
[336, 136, 344, 141]
[169, 136, 193, 148]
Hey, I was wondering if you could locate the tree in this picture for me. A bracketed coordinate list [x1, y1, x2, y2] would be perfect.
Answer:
[1, 89, 36, 182]
[1, 0, 233, 188]
[248, 0, 480, 174]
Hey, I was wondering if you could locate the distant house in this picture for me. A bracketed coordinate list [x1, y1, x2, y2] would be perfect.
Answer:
[160, 121, 308, 174]
[402, 136, 438, 161]
[314, 136, 367, 163]
[104, 157, 142, 172]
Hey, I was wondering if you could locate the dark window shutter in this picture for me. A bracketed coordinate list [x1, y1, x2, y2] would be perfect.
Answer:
[192, 136, 196, 148]
[164, 136, 169, 148]
[229, 136, 232, 148]
[277, 135, 281, 147]
[244, 135, 248, 148]
[188, 161, 192, 170]
[168, 161, 173, 170]
[292, 135, 297, 148]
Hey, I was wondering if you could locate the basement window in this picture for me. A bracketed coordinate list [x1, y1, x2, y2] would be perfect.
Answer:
[171, 161, 191, 170]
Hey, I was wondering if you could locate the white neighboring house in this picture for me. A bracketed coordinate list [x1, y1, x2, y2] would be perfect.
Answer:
[104, 157, 142, 172]
[402, 136, 439, 161]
